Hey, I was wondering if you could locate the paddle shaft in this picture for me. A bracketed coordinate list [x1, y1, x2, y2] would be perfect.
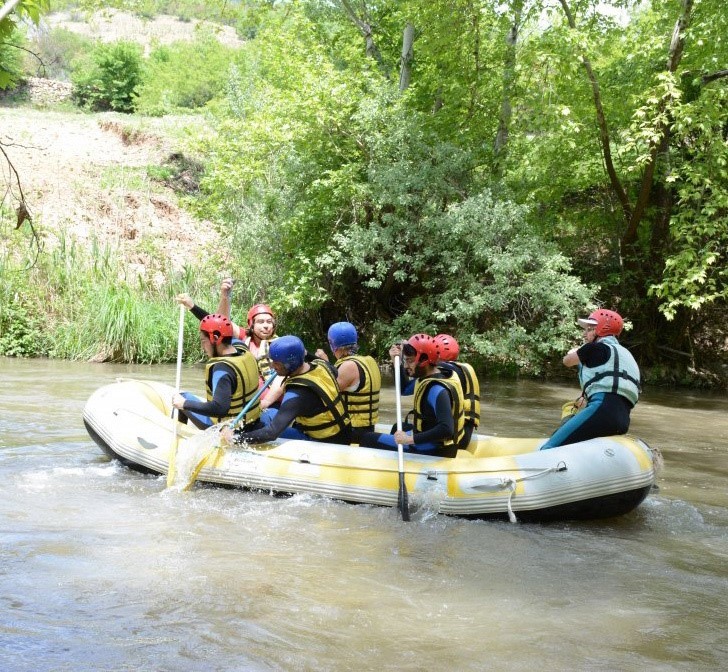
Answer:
[181, 371, 278, 490]
[393, 355, 411, 521]
[227, 371, 277, 429]
[166, 304, 186, 487]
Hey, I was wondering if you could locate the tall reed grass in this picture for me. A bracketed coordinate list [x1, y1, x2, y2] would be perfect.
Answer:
[0, 229, 224, 363]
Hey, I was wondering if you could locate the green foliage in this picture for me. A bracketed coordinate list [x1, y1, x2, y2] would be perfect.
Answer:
[71, 41, 144, 112]
[0, 30, 25, 90]
[0, 0, 51, 88]
[0, 297, 44, 357]
[4, 0, 727, 377]
[325, 190, 595, 372]
[649, 84, 728, 319]
[196, 6, 595, 370]
[0, 228, 218, 363]
[135, 32, 237, 115]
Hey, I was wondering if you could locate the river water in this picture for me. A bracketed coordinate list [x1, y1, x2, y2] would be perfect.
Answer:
[1, 357, 726, 671]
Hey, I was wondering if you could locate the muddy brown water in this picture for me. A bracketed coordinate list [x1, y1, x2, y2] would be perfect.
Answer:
[1, 357, 726, 671]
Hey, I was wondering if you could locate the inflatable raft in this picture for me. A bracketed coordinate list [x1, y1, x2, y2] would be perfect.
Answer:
[83, 379, 658, 522]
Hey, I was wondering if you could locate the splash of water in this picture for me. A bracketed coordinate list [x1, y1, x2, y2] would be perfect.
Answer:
[169, 424, 224, 491]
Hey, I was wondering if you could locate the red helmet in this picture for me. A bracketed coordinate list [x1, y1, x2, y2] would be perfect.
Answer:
[434, 333, 460, 361]
[200, 314, 233, 345]
[403, 333, 438, 366]
[247, 304, 275, 328]
[578, 309, 624, 337]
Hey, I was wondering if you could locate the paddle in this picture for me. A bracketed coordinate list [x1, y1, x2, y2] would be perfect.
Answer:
[166, 303, 186, 487]
[226, 371, 278, 430]
[178, 371, 278, 491]
[393, 355, 411, 522]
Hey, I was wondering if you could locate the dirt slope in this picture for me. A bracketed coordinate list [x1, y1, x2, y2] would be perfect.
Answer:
[1, 9, 238, 282]
[46, 8, 244, 53]
[1, 106, 226, 281]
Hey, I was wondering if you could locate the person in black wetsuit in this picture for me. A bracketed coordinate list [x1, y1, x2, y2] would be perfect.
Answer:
[433, 333, 481, 450]
[540, 309, 641, 450]
[314, 321, 381, 443]
[359, 334, 465, 458]
[171, 314, 263, 431]
[176, 280, 283, 409]
[229, 335, 352, 446]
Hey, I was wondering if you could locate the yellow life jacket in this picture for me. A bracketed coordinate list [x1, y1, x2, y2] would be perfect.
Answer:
[439, 361, 481, 428]
[205, 346, 261, 425]
[285, 361, 351, 440]
[335, 354, 381, 428]
[412, 370, 466, 448]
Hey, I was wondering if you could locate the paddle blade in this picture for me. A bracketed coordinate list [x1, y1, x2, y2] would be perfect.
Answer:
[166, 435, 179, 487]
[398, 472, 411, 522]
[167, 425, 223, 491]
[183, 445, 224, 491]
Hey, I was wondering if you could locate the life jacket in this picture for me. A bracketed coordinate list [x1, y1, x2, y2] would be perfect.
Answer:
[335, 354, 381, 428]
[285, 361, 351, 440]
[578, 336, 641, 406]
[205, 346, 261, 425]
[412, 369, 466, 448]
[243, 334, 278, 380]
[438, 361, 480, 428]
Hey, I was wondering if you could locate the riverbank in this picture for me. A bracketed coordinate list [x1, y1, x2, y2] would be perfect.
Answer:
[1, 102, 726, 388]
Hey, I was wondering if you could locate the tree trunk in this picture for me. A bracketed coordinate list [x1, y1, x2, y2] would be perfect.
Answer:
[339, 0, 388, 75]
[399, 23, 415, 92]
[621, 0, 694, 253]
[558, 0, 632, 226]
[493, 0, 523, 174]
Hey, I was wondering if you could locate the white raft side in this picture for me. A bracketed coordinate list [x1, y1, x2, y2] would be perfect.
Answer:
[83, 379, 656, 516]
[83, 378, 194, 475]
[439, 436, 655, 515]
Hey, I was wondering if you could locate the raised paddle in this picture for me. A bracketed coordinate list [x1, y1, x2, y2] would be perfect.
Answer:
[178, 371, 278, 491]
[166, 303, 186, 487]
[393, 355, 411, 522]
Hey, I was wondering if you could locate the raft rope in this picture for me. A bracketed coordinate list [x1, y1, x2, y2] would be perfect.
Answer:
[501, 462, 568, 523]
[114, 402, 570, 520]
[236, 445, 567, 478]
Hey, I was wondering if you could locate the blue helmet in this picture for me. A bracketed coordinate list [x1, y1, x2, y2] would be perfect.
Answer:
[269, 335, 306, 373]
[328, 321, 358, 350]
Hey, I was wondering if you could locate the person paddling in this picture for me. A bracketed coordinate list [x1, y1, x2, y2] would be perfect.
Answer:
[171, 314, 263, 431]
[433, 334, 481, 449]
[229, 335, 352, 446]
[176, 278, 282, 407]
[360, 334, 465, 458]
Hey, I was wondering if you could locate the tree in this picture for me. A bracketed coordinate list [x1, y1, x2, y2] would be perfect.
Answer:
[0, 0, 51, 88]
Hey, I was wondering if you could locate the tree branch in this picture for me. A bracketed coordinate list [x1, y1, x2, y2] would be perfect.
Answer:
[558, 0, 632, 224]
[338, 0, 387, 74]
[622, 0, 694, 250]
[0, 0, 23, 23]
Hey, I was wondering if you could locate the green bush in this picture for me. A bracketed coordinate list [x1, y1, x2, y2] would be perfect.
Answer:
[71, 41, 144, 112]
[0, 298, 44, 357]
[135, 32, 237, 116]
[0, 30, 26, 90]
